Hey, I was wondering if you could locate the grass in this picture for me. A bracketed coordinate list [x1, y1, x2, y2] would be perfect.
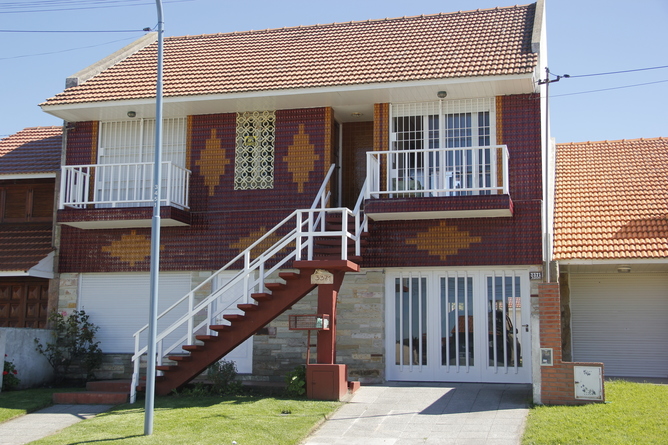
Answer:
[522, 380, 668, 445]
[26, 392, 340, 445]
[0, 387, 83, 423]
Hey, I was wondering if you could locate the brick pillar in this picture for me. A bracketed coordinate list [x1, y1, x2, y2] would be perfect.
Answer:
[538, 283, 605, 405]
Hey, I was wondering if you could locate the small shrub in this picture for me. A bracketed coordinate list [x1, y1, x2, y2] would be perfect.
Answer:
[208, 359, 243, 395]
[284, 365, 306, 397]
[2, 355, 21, 391]
[34, 310, 104, 383]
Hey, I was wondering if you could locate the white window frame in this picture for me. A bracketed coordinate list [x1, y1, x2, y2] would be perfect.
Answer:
[389, 99, 497, 196]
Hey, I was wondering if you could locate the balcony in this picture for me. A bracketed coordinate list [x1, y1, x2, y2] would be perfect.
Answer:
[364, 146, 513, 221]
[57, 162, 191, 229]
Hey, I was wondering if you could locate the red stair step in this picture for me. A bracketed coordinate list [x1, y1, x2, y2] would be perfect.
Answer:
[252, 292, 272, 302]
[168, 355, 192, 362]
[223, 314, 245, 322]
[210, 324, 233, 332]
[182, 344, 205, 352]
[238, 303, 259, 312]
[278, 272, 300, 281]
[195, 335, 219, 342]
[265, 282, 286, 291]
[156, 365, 176, 372]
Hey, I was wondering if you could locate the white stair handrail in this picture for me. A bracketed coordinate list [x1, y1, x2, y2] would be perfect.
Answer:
[130, 164, 368, 403]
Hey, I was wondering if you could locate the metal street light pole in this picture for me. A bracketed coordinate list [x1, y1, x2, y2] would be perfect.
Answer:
[144, 0, 164, 436]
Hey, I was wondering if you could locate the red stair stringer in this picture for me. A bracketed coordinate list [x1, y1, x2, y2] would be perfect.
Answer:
[152, 260, 359, 396]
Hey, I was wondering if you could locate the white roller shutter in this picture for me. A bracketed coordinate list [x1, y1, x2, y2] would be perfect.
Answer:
[570, 273, 668, 378]
[79, 273, 191, 353]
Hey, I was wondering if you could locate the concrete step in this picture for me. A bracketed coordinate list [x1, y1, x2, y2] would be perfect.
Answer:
[53, 391, 128, 405]
[86, 380, 132, 392]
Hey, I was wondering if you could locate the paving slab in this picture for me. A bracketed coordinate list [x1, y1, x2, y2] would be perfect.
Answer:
[302, 382, 531, 445]
[0, 404, 112, 445]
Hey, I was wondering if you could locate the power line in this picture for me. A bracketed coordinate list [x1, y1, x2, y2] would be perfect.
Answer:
[563, 65, 668, 78]
[551, 79, 668, 98]
[0, 28, 151, 33]
[0, 36, 142, 60]
[0, 0, 191, 14]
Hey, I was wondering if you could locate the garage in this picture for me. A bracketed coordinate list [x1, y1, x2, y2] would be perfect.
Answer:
[79, 273, 193, 353]
[570, 273, 668, 378]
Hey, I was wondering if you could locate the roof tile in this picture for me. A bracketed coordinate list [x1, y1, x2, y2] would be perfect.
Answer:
[42, 4, 538, 106]
[553, 138, 668, 260]
[0, 126, 62, 175]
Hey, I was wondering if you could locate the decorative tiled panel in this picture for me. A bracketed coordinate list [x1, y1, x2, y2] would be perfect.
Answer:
[65, 121, 97, 166]
[362, 200, 542, 267]
[58, 108, 334, 273]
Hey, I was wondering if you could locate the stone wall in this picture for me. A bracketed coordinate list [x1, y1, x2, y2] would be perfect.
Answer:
[250, 269, 386, 384]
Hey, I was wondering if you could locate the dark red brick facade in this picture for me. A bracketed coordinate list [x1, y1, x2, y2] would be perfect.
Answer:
[59, 108, 333, 272]
[58, 95, 543, 272]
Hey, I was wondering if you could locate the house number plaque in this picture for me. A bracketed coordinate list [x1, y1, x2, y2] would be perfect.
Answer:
[311, 269, 333, 285]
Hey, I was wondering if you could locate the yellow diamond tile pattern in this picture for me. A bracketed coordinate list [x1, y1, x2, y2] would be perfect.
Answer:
[407, 221, 482, 261]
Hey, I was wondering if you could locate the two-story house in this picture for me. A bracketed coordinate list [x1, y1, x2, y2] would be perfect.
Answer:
[0, 127, 61, 328]
[39, 1, 584, 402]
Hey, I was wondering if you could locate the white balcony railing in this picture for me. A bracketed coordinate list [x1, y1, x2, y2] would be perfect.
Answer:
[59, 162, 191, 209]
[365, 145, 509, 199]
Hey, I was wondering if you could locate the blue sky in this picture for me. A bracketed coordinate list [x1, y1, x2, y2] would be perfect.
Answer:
[1, 0, 666, 143]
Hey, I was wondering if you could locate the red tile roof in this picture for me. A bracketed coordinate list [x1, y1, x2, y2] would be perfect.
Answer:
[42, 4, 538, 106]
[0, 223, 53, 272]
[553, 138, 668, 260]
[0, 126, 62, 175]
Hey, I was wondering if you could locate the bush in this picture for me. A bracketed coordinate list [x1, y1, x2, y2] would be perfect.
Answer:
[2, 355, 21, 391]
[34, 310, 104, 383]
[208, 359, 243, 395]
[284, 365, 306, 397]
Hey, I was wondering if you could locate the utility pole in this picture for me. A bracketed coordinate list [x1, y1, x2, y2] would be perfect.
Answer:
[537, 67, 567, 284]
[145, 0, 164, 436]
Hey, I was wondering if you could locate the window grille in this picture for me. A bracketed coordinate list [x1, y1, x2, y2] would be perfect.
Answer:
[234, 110, 275, 190]
[389, 99, 496, 196]
[98, 118, 187, 166]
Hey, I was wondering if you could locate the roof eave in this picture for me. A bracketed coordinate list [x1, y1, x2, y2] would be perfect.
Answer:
[41, 72, 539, 123]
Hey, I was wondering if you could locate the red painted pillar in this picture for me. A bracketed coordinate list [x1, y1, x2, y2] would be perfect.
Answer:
[316, 271, 345, 364]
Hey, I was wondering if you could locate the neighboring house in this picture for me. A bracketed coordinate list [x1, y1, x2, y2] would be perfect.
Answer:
[0, 127, 62, 328]
[38, 1, 593, 403]
[553, 138, 668, 380]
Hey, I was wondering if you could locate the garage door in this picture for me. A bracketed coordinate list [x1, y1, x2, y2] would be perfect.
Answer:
[571, 273, 668, 378]
[79, 273, 192, 354]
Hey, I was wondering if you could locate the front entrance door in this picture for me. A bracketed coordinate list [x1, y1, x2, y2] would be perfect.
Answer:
[386, 269, 531, 383]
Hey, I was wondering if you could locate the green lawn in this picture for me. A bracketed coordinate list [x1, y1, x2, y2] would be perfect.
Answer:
[27, 394, 339, 445]
[0, 388, 83, 423]
[522, 380, 668, 445]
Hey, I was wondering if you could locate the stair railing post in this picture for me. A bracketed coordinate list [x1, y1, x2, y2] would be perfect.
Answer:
[341, 208, 348, 261]
[130, 335, 140, 403]
[307, 210, 314, 261]
[187, 290, 194, 342]
[295, 211, 303, 261]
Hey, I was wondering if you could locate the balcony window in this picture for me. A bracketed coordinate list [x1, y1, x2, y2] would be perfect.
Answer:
[387, 99, 497, 197]
[60, 118, 190, 210]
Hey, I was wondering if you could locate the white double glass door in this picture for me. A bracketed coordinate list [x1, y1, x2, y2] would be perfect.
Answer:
[386, 269, 531, 383]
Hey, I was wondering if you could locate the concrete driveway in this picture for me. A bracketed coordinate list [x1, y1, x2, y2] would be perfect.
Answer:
[302, 382, 532, 445]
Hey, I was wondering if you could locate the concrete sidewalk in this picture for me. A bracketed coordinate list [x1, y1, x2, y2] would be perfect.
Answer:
[303, 382, 532, 445]
[0, 404, 113, 445]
